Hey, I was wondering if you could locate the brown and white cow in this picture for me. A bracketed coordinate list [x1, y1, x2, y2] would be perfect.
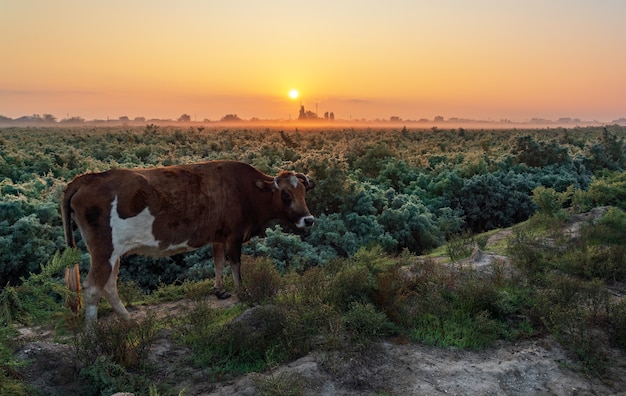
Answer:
[61, 160, 315, 325]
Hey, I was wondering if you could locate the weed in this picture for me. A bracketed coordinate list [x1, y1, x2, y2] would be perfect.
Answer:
[73, 314, 159, 369]
[239, 256, 283, 305]
[609, 299, 626, 350]
[343, 301, 394, 347]
[507, 228, 550, 278]
[536, 274, 612, 376]
[446, 232, 476, 261]
[253, 369, 305, 396]
[78, 355, 153, 396]
[410, 309, 502, 349]
[145, 280, 187, 304]
[0, 248, 80, 326]
[182, 278, 216, 301]
[531, 185, 572, 218]
[475, 233, 489, 250]
[324, 252, 380, 312]
[0, 326, 31, 396]
[180, 302, 278, 379]
[118, 279, 144, 307]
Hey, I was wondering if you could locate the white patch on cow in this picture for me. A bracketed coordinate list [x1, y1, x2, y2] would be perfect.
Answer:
[109, 196, 191, 268]
[288, 174, 298, 188]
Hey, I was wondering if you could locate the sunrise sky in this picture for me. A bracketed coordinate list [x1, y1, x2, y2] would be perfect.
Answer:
[1, 1, 625, 123]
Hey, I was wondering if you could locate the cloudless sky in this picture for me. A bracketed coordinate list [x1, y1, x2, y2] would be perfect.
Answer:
[1, 0, 625, 122]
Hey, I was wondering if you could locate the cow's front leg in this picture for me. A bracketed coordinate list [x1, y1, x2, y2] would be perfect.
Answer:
[212, 243, 231, 299]
[101, 257, 133, 322]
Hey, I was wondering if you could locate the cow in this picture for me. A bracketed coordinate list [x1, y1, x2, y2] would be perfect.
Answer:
[61, 160, 315, 325]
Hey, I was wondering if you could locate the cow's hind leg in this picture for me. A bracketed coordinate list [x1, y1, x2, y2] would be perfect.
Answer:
[101, 257, 132, 322]
[213, 243, 231, 299]
[83, 254, 111, 326]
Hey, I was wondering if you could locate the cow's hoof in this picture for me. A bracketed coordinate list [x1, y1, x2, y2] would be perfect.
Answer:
[215, 290, 232, 299]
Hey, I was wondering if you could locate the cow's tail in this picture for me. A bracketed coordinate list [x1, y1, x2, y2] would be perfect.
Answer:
[61, 182, 78, 249]
[61, 182, 82, 314]
[64, 263, 82, 314]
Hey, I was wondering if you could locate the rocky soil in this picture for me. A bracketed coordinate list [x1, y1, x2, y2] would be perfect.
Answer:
[15, 299, 626, 396]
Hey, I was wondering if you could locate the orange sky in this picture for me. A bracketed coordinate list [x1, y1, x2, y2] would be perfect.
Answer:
[1, 1, 625, 123]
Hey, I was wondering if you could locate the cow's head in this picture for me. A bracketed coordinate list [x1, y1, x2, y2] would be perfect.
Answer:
[257, 171, 315, 228]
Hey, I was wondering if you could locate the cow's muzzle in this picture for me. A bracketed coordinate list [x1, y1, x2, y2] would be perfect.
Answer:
[296, 215, 315, 228]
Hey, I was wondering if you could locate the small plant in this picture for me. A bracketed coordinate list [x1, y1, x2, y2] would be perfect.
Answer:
[531, 185, 572, 218]
[253, 369, 305, 396]
[507, 228, 550, 278]
[446, 232, 476, 261]
[475, 233, 489, 250]
[609, 299, 626, 350]
[73, 314, 159, 369]
[410, 309, 502, 349]
[78, 355, 153, 396]
[145, 280, 187, 304]
[0, 326, 31, 396]
[118, 279, 144, 307]
[535, 274, 612, 376]
[343, 301, 393, 347]
[182, 278, 215, 301]
[0, 248, 81, 326]
[239, 256, 283, 305]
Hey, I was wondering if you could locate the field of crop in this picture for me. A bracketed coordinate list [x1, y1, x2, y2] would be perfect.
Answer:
[1, 125, 626, 394]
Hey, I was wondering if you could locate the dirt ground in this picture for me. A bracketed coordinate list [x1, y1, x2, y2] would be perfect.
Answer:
[13, 211, 626, 395]
[14, 292, 626, 396]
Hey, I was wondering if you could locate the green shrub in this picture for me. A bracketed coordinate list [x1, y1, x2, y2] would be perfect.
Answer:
[240, 256, 283, 305]
[446, 232, 476, 261]
[343, 302, 394, 347]
[581, 206, 626, 246]
[410, 310, 502, 349]
[573, 171, 626, 211]
[0, 326, 31, 396]
[0, 248, 80, 326]
[531, 185, 572, 217]
[184, 304, 288, 379]
[507, 228, 551, 278]
[118, 279, 144, 307]
[253, 370, 305, 396]
[73, 315, 159, 369]
[536, 275, 612, 376]
[609, 299, 626, 350]
[78, 355, 152, 396]
[325, 258, 375, 312]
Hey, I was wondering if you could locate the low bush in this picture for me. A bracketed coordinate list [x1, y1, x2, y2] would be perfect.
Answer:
[446, 231, 477, 261]
[239, 256, 283, 305]
[0, 248, 80, 326]
[72, 314, 159, 369]
[343, 301, 395, 347]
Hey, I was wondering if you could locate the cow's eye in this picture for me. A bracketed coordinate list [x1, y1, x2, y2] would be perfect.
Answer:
[281, 190, 292, 205]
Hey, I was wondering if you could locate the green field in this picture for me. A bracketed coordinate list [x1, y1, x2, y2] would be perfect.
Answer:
[2, 124, 624, 286]
[2, 125, 626, 394]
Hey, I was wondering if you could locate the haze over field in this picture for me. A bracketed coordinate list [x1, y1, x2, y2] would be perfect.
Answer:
[1, 1, 625, 124]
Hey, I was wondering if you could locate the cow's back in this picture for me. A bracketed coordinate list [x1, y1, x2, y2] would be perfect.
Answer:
[66, 161, 270, 252]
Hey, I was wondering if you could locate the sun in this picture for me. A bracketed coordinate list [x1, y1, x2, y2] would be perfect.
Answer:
[288, 89, 299, 99]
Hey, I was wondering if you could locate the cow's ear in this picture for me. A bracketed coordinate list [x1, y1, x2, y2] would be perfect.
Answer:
[254, 179, 277, 192]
